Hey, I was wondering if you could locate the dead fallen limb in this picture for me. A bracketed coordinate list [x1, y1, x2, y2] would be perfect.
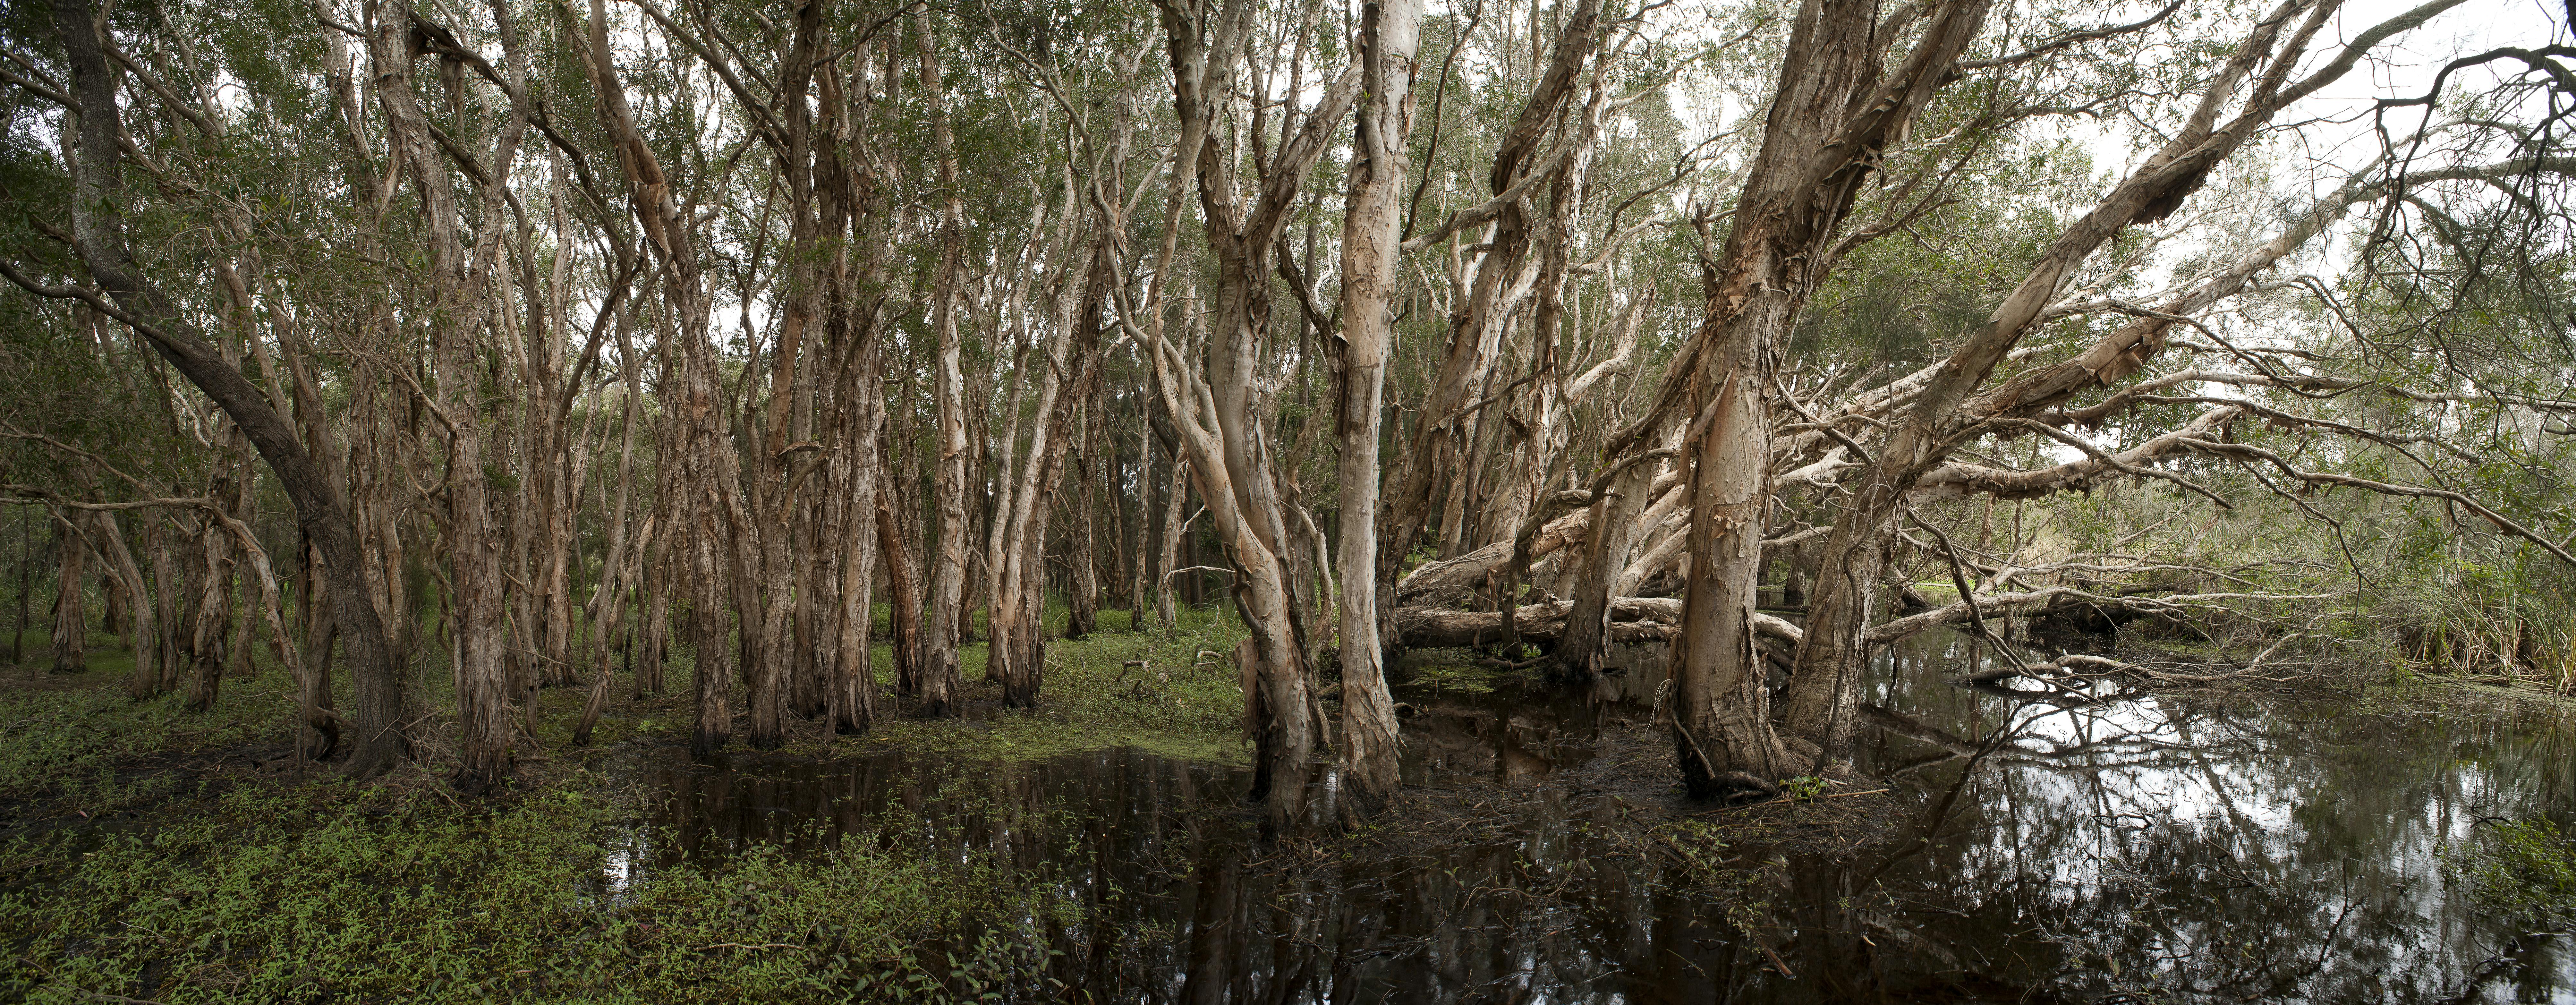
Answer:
[1870, 587, 2345, 646]
[1393, 596, 1803, 650]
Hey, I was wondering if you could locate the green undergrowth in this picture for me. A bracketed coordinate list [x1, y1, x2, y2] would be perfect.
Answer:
[0, 605, 1258, 1002]
[837, 607, 1253, 765]
[2445, 817, 2576, 931]
[0, 779, 1081, 1002]
[0, 653, 290, 815]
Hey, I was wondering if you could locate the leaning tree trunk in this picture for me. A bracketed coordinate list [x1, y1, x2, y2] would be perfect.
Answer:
[1774, 6, 2415, 747]
[1638, 0, 1991, 797]
[1557, 447, 1657, 682]
[88, 512, 160, 713]
[1149, 0, 1362, 825]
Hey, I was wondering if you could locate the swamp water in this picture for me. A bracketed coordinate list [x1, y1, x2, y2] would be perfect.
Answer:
[593, 632, 2576, 1003]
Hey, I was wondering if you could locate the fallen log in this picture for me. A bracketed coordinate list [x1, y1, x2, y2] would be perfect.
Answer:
[1392, 596, 1804, 650]
[1395, 511, 1592, 605]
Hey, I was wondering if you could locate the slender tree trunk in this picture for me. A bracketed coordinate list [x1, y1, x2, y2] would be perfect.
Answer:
[145, 514, 183, 693]
[1557, 449, 1655, 681]
[87, 511, 154, 697]
[294, 537, 337, 758]
[990, 234, 1108, 708]
[1331, 0, 1418, 819]
[184, 517, 232, 710]
[48, 512, 85, 673]
[1157, 453, 1188, 628]
[876, 462, 926, 695]
[914, 5, 972, 719]
[110, 514, 164, 699]
[1065, 422, 1100, 642]
[11, 507, 31, 666]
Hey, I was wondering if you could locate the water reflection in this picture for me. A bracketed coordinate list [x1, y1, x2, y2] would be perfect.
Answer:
[601, 631, 2576, 1002]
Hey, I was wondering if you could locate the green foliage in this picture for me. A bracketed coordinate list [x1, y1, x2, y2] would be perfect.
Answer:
[0, 781, 1073, 1002]
[0, 646, 276, 812]
[2444, 818, 2576, 930]
[853, 605, 1253, 765]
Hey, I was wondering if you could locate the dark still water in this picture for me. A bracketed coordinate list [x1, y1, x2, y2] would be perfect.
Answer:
[598, 632, 2576, 1003]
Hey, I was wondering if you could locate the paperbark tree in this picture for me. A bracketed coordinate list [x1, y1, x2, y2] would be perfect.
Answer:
[46, 511, 82, 673]
[1625, 0, 1993, 796]
[914, 5, 973, 719]
[26, 0, 407, 776]
[1777, 0, 2470, 753]
[1331, 0, 1420, 817]
[1140, 0, 1360, 821]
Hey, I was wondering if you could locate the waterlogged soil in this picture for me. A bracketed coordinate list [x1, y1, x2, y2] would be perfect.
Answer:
[591, 632, 2576, 1003]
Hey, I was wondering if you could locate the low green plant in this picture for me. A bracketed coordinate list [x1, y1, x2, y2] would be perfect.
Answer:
[0, 780, 1083, 1002]
[2444, 817, 2576, 929]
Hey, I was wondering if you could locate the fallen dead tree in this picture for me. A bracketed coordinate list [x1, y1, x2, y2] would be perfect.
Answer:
[1392, 583, 2341, 680]
[1394, 596, 1804, 650]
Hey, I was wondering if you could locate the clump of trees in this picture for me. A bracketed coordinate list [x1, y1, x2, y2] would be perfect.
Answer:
[1, 0, 2568, 817]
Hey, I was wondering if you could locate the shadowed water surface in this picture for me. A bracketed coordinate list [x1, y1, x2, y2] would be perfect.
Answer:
[601, 632, 2576, 1002]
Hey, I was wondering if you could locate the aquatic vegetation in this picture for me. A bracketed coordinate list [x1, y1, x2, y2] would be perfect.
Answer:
[2447, 818, 2576, 929]
[0, 779, 1077, 1003]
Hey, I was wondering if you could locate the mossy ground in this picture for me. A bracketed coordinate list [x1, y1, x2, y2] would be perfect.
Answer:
[0, 606, 1249, 1003]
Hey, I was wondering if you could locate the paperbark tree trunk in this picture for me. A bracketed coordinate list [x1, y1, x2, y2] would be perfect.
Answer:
[88, 512, 159, 712]
[989, 228, 1109, 708]
[1557, 447, 1657, 681]
[48, 512, 85, 673]
[37, 0, 403, 773]
[1330, 0, 1419, 819]
[1065, 417, 1101, 642]
[830, 334, 885, 734]
[1775, 0, 2444, 750]
[1640, 0, 1992, 797]
[1156, 451, 1189, 628]
[914, 5, 971, 718]
[293, 539, 337, 757]
[367, 0, 515, 791]
[876, 462, 926, 694]
[1149, 0, 1360, 824]
[183, 515, 233, 711]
